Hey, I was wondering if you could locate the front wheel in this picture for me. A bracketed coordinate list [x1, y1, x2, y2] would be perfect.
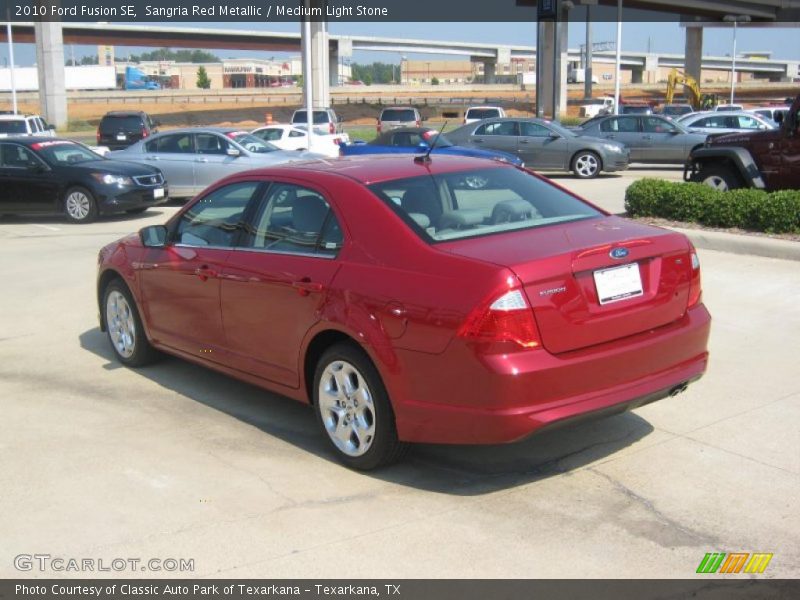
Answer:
[313, 343, 408, 470]
[572, 151, 601, 179]
[692, 166, 743, 191]
[103, 279, 160, 367]
[64, 186, 98, 223]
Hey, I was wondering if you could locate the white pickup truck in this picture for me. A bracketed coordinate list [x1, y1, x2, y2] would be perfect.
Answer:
[579, 97, 615, 118]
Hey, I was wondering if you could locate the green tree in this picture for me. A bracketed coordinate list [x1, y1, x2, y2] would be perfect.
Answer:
[363, 73, 373, 86]
[129, 48, 220, 64]
[431, 77, 440, 85]
[196, 66, 211, 89]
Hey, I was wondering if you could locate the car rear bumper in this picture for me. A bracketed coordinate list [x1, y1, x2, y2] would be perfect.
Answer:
[97, 185, 169, 214]
[389, 304, 710, 444]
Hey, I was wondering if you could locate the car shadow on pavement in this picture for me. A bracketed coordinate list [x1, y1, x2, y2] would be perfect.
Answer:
[80, 327, 654, 496]
[0, 209, 172, 226]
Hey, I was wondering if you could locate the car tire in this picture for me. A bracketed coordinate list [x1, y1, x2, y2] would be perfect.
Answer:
[572, 151, 602, 179]
[313, 343, 408, 470]
[692, 166, 743, 191]
[63, 186, 98, 223]
[103, 279, 160, 368]
[126, 207, 148, 215]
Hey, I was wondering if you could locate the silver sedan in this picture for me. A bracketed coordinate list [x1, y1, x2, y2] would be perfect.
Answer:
[577, 114, 708, 163]
[676, 111, 776, 135]
[110, 127, 323, 199]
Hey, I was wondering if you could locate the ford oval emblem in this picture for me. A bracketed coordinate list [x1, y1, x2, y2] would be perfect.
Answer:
[610, 247, 629, 260]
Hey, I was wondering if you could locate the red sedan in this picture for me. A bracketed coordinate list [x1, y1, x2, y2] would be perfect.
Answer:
[97, 155, 710, 470]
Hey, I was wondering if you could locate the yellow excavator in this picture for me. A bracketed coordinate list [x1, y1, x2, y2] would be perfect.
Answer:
[665, 69, 720, 110]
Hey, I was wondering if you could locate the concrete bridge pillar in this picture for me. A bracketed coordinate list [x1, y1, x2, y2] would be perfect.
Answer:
[301, 0, 330, 108]
[536, 12, 569, 118]
[34, 22, 67, 128]
[685, 26, 703, 82]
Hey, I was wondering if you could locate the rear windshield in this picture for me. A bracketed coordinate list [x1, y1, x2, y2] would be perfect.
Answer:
[33, 141, 100, 165]
[0, 121, 28, 134]
[292, 110, 330, 125]
[229, 133, 279, 153]
[369, 167, 602, 243]
[662, 106, 692, 116]
[100, 116, 144, 132]
[466, 108, 501, 120]
[380, 109, 417, 122]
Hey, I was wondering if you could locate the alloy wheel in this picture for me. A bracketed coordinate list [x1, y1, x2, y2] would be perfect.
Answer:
[318, 360, 376, 457]
[106, 290, 136, 358]
[65, 191, 92, 221]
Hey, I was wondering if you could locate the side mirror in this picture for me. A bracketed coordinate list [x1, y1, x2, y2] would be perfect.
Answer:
[47, 124, 56, 131]
[549, 132, 561, 139]
[140, 225, 168, 248]
[226, 148, 241, 157]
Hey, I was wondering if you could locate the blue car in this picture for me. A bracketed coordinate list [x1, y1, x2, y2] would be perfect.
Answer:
[339, 127, 524, 166]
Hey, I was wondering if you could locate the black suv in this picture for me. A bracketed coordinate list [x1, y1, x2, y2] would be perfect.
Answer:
[97, 111, 159, 150]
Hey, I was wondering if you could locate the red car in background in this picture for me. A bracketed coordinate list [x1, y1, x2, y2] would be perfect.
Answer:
[97, 155, 710, 470]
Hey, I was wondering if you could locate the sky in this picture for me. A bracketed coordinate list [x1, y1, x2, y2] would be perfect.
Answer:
[2, 21, 799, 66]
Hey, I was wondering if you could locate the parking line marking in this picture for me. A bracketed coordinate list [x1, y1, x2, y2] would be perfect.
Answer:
[33, 224, 61, 231]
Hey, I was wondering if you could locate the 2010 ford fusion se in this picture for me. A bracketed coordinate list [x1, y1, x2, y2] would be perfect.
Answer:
[97, 154, 710, 470]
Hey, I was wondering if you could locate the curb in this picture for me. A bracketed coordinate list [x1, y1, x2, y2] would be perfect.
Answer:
[668, 226, 800, 262]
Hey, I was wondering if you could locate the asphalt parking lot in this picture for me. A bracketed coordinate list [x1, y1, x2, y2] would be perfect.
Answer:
[1, 168, 798, 579]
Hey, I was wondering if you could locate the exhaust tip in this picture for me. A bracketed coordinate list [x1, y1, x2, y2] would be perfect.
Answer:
[669, 382, 689, 397]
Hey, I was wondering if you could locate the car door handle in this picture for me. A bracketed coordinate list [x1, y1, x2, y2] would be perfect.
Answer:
[605, 134, 616, 139]
[519, 139, 530, 144]
[292, 278, 324, 296]
[194, 265, 218, 281]
[195, 158, 209, 163]
[145, 156, 159, 161]
[642, 135, 652, 140]
[472, 138, 483, 143]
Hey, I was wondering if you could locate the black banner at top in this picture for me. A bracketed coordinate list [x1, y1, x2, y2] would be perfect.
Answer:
[2, 0, 800, 23]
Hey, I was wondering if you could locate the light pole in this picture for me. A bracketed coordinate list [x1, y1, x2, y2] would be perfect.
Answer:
[723, 15, 751, 105]
[613, 0, 622, 114]
[5, 18, 17, 114]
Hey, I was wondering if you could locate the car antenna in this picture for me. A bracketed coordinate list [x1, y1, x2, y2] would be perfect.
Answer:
[414, 120, 448, 164]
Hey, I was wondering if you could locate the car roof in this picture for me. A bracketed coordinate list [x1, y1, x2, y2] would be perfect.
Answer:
[229, 154, 514, 186]
[0, 114, 39, 120]
[150, 127, 243, 135]
[466, 106, 503, 110]
[380, 106, 419, 112]
[378, 127, 437, 135]
[102, 111, 148, 117]
[3, 136, 79, 146]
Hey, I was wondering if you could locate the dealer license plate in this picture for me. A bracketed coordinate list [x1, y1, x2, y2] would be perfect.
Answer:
[593, 263, 643, 305]
[153, 188, 165, 199]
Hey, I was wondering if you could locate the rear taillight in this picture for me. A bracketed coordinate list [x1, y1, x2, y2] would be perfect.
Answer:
[96, 129, 100, 143]
[329, 122, 335, 134]
[458, 286, 541, 349]
[688, 249, 702, 308]
[376, 119, 382, 133]
[416, 119, 421, 127]
[141, 128, 148, 138]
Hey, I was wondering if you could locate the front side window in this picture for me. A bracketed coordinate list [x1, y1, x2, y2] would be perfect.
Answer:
[736, 115, 762, 129]
[195, 133, 232, 155]
[243, 183, 342, 257]
[175, 182, 259, 247]
[600, 117, 639, 133]
[369, 167, 601, 243]
[519, 122, 551, 137]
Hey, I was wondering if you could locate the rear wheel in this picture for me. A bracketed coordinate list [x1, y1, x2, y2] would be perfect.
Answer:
[572, 151, 601, 179]
[64, 186, 98, 223]
[313, 343, 407, 470]
[693, 165, 743, 191]
[103, 279, 160, 367]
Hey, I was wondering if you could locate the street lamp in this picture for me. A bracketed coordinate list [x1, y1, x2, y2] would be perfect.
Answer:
[613, 0, 622, 114]
[723, 15, 751, 105]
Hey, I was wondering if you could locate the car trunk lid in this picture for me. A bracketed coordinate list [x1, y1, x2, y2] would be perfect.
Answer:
[438, 216, 695, 354]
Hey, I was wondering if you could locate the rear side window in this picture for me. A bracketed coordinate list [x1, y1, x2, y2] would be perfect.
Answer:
[369, 167, 601, 243]
[255, 128, 284, 141]
[243, 183, 342, 257]
[0, 143, 39, 168]
[475, 121, 518, 136]
[145, 133, 193, 153]
[100, 116, 144, 132]
[600, 117, 639, 133]
[380, 109, 417, 122]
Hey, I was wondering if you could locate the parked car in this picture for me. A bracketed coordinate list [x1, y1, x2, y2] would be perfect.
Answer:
[97, 111, 159, 151]
[749, 106, 790, 126]
[464, 106, 506, 124]
[577, 114, 708, 163]
[339, 127, 523, 165]
[97, 154, 710, 469]
[291, 108, 343, 135]
[678, 111, 775, 135]
[377, 107, 422, 133]
[110, 127, 322, 200]
[685, 93, 800, 191]
[0, 137, 167, 223]
[0, 114, 55, 138]
[660, 104, 694, 119]
[446, 117, 629, 178]
[250, 124, 350, 157]
[579, 97, 615, 118]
